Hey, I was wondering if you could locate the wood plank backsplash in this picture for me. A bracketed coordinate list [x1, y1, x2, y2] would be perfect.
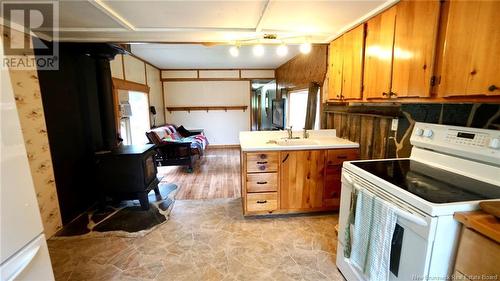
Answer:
[325, 111, 394, 160]
[323, 103, 500, 160]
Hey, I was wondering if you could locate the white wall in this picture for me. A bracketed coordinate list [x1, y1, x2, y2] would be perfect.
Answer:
[110, 54, 124, 79]
[146, 64, 165, 126]
[123, 55, 146, 84]
[110, 54, 165, 126]
[163, 81, 250, 145]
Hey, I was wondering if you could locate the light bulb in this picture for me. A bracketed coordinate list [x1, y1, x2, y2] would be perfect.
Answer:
[229, 46, 239, 57]
[276, 44, 288, 57]
[253, 44, 265, 57]
[299, 42, 312, 54]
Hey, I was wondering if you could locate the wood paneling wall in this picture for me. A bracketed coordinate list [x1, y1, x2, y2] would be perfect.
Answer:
[325, 112, 394, 159]
[323, 104, 400, 160]
[275, 45, 328, 96]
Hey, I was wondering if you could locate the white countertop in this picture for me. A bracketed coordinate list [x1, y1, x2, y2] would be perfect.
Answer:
[239, 129, 359, 151]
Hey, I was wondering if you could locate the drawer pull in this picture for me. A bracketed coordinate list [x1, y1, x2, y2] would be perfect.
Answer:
[282, 153, 289, 163]
[259, 154, 267, 159]
[256, 161, 268, 164]
[337, 155, 348, 159]
[256, 181, 268, 184]
[256, 200, 267, 204]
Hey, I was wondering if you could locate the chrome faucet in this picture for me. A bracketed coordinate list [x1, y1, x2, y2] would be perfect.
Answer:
[286, 126, 293, 139]
[303, 128, 309, 139]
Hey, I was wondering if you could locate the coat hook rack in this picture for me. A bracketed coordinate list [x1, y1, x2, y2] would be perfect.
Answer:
[166, 106, 248, 113]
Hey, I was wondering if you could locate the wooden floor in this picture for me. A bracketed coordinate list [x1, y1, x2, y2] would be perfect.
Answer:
[158, 147, 241, 200]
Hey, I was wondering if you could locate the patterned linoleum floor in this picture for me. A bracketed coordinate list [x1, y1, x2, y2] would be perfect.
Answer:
[48, 199, 344, 281]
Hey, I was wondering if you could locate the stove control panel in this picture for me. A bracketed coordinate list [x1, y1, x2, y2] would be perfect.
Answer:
[411, 122, 500, 165]
[444, 130, 490, 147]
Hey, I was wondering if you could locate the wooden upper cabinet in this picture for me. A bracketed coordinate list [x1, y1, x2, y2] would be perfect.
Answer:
[438, 0, 500, 97]
[391, 0, 440, 98]
[363, 6, 396, 99]
[342, 24, 365, 100]
[328, 37, 344, 100]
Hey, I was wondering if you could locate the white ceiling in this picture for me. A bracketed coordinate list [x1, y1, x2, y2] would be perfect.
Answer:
[8, 0, 398, 69]
[131, 44, 301, 69]
[34, 0, 397, 44]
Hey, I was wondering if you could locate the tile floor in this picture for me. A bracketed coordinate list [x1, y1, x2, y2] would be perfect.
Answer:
[48, 199, 344, 281]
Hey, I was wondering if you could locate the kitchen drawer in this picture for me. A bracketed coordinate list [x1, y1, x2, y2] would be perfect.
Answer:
[326, 149, 359, 166]
[246, 152, 278, 173]
[247, 173, 278, 193]
[246, 192, 278, 212]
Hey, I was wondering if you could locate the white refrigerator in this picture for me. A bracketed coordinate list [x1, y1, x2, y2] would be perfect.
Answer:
[0, 44, 55, 280]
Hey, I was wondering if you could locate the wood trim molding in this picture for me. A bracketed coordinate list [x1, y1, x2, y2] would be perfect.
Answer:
[144, 61, 148, 86]
[112, 78, 150, 93]
[160, 71, 166, 125]
[120, 54, 126, 81]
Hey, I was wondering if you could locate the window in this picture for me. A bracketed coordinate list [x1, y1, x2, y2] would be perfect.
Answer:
[287, 88, 320, 130]
[120, 91, 150, 145]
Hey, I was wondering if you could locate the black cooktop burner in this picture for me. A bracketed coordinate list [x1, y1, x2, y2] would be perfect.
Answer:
[352, 159, 500, 204]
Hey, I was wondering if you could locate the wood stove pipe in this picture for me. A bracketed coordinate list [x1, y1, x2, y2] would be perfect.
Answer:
[95, 57, 117, 151]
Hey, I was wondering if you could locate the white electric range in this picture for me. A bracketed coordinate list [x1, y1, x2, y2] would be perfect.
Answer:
[336, 122, 500, 281]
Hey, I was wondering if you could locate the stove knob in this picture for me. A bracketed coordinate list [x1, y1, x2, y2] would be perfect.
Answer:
[415, 128, 424, 136]
[489, 138, 500, 149]
[423, 129, 433, 138]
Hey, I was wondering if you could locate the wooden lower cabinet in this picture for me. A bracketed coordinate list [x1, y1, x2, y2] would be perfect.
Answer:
[454, 227, 500, 278]
[241, 148, 359, 216]
[280, 150, 326, 210]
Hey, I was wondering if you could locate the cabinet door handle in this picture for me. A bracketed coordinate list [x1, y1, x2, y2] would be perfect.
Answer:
[488, 85, 498, 92]
[256, 181, 268, 185]
[256, 161, 268, 164]
[382, 92, 388, 96]
[282, 154, 289, 163]
[259, 154, 267, 159]
[256, 200, 267, 204]
[390, 91, 398, 97]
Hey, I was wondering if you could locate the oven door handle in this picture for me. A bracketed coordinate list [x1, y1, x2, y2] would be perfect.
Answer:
[353, 182, 428, 227]
[391, 205, 428, 226]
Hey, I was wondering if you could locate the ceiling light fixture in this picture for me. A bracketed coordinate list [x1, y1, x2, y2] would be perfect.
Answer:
[253, 44, 265, 57]
[276, 44, 288, 57]
[299, 42, 312, 54]
[229, 46, 239, 57]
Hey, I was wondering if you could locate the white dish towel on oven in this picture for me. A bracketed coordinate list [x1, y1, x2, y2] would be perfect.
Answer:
[350, 189, 398, 281]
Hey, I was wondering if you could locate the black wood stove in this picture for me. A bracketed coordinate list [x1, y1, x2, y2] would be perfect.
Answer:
[95, 144, 161, 210]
